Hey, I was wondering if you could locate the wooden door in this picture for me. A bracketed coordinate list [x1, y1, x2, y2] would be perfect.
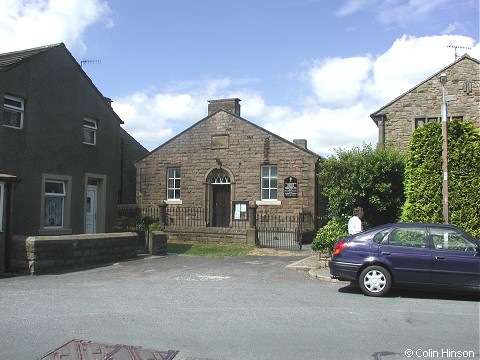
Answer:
[212, 185, 230, 227]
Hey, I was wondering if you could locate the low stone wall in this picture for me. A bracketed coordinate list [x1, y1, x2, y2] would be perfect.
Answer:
[9, 232, 138, 275]
[164, 227, 256, 245]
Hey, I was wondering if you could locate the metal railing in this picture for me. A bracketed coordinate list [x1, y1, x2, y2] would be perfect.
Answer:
[117, 205, 307, 250]
[166, 207, 206, 228]
[256, 214, 302, 250]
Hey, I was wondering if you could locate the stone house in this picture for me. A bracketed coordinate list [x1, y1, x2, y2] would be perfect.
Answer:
[0, 43, 148, 272]
[135, 99, 320, 241]
[370, 54, 480, 153]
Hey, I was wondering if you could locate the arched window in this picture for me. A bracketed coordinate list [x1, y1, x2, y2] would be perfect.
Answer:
[211, 170, 231, 184]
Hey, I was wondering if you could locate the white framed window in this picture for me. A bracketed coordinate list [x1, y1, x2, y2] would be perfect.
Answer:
[261, 165, 278, 200]
[3, 95, 25, 129]
[43, 180, 66, 228]
[0, 182, 5, 232]
[83, 118, 97, 145]
[167, 167, 181, 200]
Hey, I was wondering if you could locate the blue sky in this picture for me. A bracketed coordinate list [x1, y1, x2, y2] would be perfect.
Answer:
[1, 0, 479, 156]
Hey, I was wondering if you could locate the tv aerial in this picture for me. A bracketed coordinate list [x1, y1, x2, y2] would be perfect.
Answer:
[80, 58, 101, 68]
[447, 45, 472, 61]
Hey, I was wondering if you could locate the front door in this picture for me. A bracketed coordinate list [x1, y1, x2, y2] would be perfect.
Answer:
[212, 184, 230, 227]
[85, 185, 97, 234]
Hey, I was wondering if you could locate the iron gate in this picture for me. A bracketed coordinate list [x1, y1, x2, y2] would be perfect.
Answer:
[256, 214, 302, 250]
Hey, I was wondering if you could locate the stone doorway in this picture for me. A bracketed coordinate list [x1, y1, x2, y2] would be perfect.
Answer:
[209, 169, 231, 227]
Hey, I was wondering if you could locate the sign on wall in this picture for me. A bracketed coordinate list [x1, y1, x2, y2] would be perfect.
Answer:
[284, 177, 298, 198]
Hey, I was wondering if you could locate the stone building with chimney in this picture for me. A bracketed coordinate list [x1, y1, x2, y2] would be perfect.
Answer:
[135, 99, 320, 241]
[370, 54, 480, 153]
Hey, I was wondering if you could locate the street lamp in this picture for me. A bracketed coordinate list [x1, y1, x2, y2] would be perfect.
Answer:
[440, 73, 449, 224]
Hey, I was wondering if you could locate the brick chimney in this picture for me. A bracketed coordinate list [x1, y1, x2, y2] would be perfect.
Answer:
[208, 98, 241, 116]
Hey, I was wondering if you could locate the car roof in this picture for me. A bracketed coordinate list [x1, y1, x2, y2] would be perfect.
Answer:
[358, 222, 478, 242]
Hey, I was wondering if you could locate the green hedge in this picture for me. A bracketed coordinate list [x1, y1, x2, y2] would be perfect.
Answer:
[317, 144, 405, 228]
[401, 120, 480, 238]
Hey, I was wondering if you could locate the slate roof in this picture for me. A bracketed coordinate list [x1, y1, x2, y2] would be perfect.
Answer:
[0, 43, 124, 125]
[0, 43, 62, 70]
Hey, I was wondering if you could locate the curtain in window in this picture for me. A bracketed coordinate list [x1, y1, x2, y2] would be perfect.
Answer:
[44, 196, 63, 227]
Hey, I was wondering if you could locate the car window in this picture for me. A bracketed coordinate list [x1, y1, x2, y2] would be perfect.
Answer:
[373, 229, 390, 244]
[386, 227, 427, 248]
[430, 227, 477, 252]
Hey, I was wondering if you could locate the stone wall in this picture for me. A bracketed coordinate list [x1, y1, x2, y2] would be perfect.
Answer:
[164, 226, 256, 245]
[9, 232, 138, 275]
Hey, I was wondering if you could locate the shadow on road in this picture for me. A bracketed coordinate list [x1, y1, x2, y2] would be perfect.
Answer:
[338, 283, 479, 302]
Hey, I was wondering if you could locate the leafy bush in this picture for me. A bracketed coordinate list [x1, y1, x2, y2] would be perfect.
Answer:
[317, 144, 405, 228]
[401, 120, 480, 238]
[148, 221, 164, 232]
[311, 215, 349, 253]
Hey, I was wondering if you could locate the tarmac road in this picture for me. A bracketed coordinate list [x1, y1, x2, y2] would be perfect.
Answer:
[0, 254, 478, 360]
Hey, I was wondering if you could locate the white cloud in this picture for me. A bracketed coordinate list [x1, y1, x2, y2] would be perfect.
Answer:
[114, 34, 479, 156]
[335, 0, 373, 16]
[0, 1, 478, 157]
[377, 0, 452, 27]
[441, 22, 464, 35]
[335, 0, 470, 29]
[0, 0, 112, 53]
[365, 35, 480, 103]
[261, 104, 378, 156]
[308, 56, 373, 106]
[113, 92, 204, 150]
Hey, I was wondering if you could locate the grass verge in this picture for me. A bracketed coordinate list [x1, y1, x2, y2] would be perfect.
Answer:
[167, 241, 255, 258]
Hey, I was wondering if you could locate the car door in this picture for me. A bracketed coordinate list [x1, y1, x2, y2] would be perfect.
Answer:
[378, 226, 432, 284]
[429, 226, 480, 288]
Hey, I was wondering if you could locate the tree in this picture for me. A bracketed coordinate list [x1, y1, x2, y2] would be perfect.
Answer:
[317, 144, 405, 228]
[401, 120, 480, 238]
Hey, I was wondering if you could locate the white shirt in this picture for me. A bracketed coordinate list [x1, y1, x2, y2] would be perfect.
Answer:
[348, 216, 363, 235]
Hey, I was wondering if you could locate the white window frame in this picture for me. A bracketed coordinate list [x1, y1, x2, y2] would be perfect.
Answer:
[260, 165, 278, 201]
[83, 118, 97, 145]
[43, 180, 66, 229]
[166, 167, 181, 201]
[0, 182, 5, 232]
[3, 95, 25, 129]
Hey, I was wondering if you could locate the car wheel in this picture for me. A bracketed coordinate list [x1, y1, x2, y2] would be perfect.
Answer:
[359, 266, 391, 297]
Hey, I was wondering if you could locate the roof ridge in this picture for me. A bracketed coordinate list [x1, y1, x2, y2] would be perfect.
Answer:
[0, 43, 64, 70]
[370, 53, 479, 119]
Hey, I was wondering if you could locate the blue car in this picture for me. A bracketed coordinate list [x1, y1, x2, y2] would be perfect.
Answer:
[329, 223, 480, 296]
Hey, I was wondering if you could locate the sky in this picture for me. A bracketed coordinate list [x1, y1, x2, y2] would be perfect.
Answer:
[1, 0, 479, 157]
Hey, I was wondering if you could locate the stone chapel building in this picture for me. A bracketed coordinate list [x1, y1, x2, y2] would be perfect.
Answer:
[135, 98, 320, 233]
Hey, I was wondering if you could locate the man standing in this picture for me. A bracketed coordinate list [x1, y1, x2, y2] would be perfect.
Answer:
[348, 207, 364, 235]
